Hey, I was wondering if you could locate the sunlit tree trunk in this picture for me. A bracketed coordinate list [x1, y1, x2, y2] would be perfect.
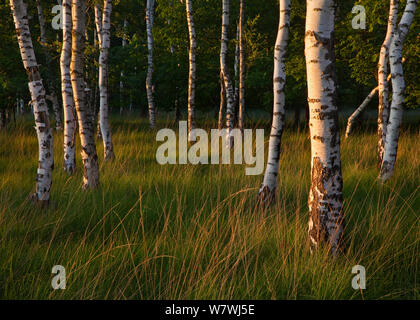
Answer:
[380, 0, 418, 182]
[257, 0, 290, 206]
[305, 0, 344, 255]
[94, 6, 102, 140]
[234, 23, 239, 119]
[238, 0, 245, 131]
[186, 0, 197, 141]
[146, 0, 156, 128]
[95, 0, 114, 160]
[220, 0, 235, 148]
[377, 0, 399, 166]
[218, 71, 225, 130]
[11, 0, 53, 206]
[35, 0, 62, 131]
[71, 0, 99, 189]
[345, 87, 378, 138]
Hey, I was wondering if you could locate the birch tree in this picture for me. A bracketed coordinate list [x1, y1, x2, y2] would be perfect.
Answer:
[10, 0, 53, 205]
[218, 71, 225, 130]
[377, 0, 399, 166]
[186, 0, 196, 141]
[380, 0, 418, 182]
[257, 0, 290, 206]
[35, 0, 63, 131]
[305, 0, 344, 255]
[238, 0, 245, 131]
[61, 0, 76, 173]
[146, 0, 156, 128]
[95, 0, 114, 160]
[71, 0, 99, 189]
[220, 0, 235, 148]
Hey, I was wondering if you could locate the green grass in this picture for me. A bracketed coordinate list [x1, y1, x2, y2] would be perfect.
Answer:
[0, 115, 418, 299]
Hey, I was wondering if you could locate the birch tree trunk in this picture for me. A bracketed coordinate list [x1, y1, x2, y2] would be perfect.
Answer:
[257, 0, 290, 206]
[345, 87, 378, 138]
[146, 0, 156, 128]
[218, 71, 225, 130]
[186, 0, 197, 142]
[220, 0, 235, 148]
[71, 0, 100, 189]
[35, 0, 63, 131]
[305, 0, 344, 255]
[94, 5, 102, 140]
[60, 0, 76, 174]
[380, 0, 418, 182]
[238, 0, 245, 131]
[96, 0, 114, 160]
[10, 0, 53, 205]
[377, 0, 399, 166]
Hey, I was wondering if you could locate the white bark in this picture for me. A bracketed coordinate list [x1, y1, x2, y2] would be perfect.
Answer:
[35, 0, 63, 131]
[380, 0, 418, 182]
[238, 0, 245, 131]
[305, 0, 344, 255]
[11, 0, 54, 205]
[345, 58, 405, 139]
[220, 0, 235, 148]
[345, 86, 378, 138]
[96, 0, 114, 160]
[378, 0, 399, 165]
[218, 71, 225, 130]
[71, 0, 100, 189]
[146, 0, 156, 128]
[234, 23, 239, 113]
[186, 0, 196, 142]
[258, 0, 290, 206]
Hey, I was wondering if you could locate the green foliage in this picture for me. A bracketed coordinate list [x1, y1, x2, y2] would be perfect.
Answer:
[0, 0, 419, 114]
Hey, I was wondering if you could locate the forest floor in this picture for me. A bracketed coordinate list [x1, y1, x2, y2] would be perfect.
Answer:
[0, 114, 418, 299]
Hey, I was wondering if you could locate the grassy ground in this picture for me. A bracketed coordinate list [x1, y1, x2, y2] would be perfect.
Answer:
[0, 115, 418, 299]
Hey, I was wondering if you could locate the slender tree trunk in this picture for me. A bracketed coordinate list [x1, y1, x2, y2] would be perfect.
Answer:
[305, 0, 344, 255]
[257, 0, 290, 206]
[185, 0, 197, 142]
[35, 0, 63, 131]
[234, 22, 239, 123]
[94, 6, 102, 140]
[95, 0, 114, 160]
[380, 0, 418, 182]
[11, 0, 53, 206]
[218, 70, 225, 130]
[146, 0, 156, 128]
[220, 0, 235, 148]
[345, 58, 405, 138]
[345, 86, 379, 138]
[238, 0, 245, 131]
[377, 0, 399, 166]
[71, 0, 99, 189]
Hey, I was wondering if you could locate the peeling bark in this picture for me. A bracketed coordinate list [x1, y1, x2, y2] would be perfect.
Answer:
[71, 0, 99, 189]
[11, 0, 54, 205]
[305, 0, 344, 255]
[258, 0, 290, 206]
[380, 0, 418, 182]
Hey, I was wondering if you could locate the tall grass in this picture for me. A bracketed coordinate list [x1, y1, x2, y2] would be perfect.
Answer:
[0, 115, 418, 299]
